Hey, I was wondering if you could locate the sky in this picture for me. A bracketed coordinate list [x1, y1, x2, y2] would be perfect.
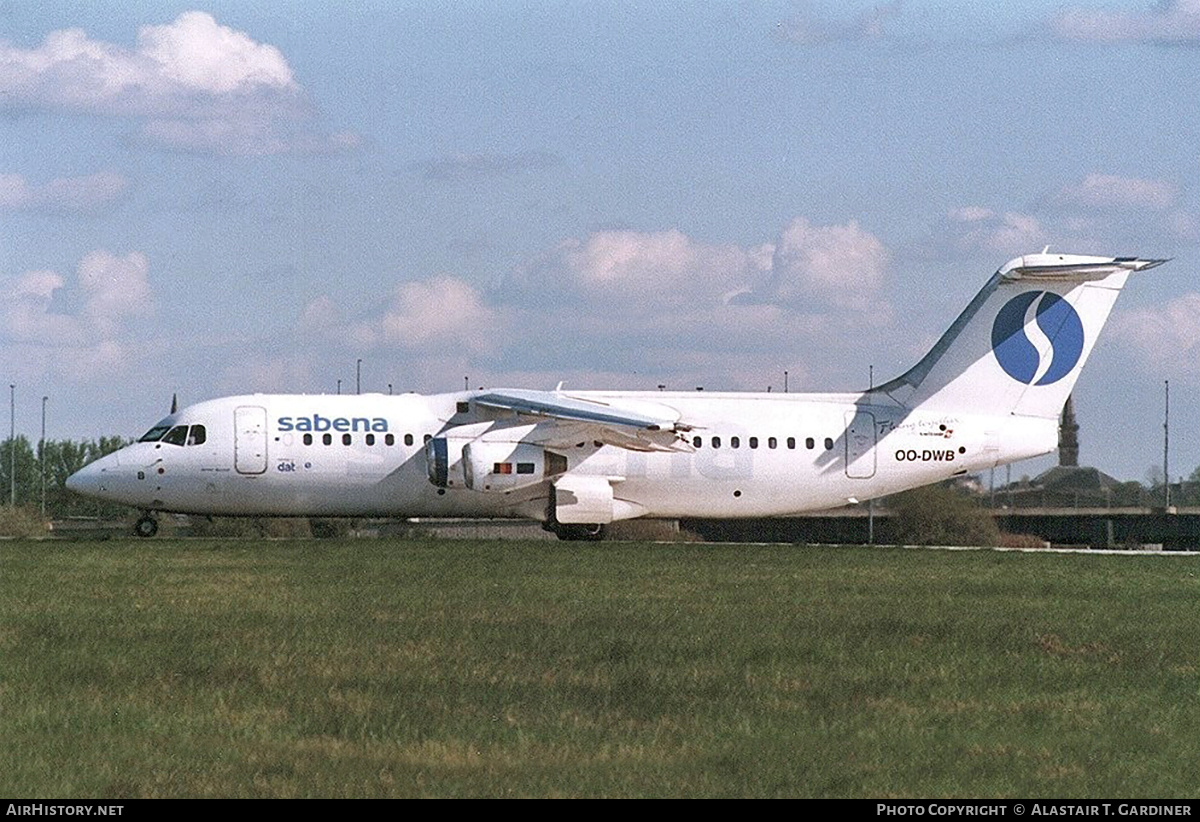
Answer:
[1, 0, 1197, 484]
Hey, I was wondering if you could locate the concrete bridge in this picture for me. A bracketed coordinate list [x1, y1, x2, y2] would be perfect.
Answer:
[683, 506, 1200, 550]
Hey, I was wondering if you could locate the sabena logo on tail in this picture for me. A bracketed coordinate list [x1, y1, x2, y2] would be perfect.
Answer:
[990, 291, 1084, 386]
[879, 252, 1167, 420]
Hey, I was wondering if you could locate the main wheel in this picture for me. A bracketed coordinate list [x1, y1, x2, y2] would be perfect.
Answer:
[554, 523, 606, 542]
[134, 515, 159, 538]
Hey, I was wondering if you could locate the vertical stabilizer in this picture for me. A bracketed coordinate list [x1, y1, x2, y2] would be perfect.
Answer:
[877, 253, 1165, 420]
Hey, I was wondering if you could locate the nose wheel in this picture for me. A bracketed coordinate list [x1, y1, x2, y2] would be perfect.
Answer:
[134, 514, 159, 538]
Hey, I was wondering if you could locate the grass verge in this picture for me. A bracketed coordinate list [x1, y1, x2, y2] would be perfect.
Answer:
[2, 539, 1197, 797]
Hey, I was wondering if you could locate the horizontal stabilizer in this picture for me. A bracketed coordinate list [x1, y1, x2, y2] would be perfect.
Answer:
[1000, 255, 1168, 283]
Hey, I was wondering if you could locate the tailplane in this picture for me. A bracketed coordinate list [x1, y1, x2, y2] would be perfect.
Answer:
[877, 252, 1166, 420]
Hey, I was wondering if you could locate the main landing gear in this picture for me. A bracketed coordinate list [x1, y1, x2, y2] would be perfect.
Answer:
[553, 522, 606, 542]
[134, 513, 159, 538]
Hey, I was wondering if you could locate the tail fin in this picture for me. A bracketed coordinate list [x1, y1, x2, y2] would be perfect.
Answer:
[877, 252, 1166, 420]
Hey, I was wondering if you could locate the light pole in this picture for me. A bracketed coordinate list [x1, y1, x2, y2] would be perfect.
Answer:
[1164, 380, 1171, 507]
[9, 384, 15, 507]
[868, 364, 874, 545]
[41, 396, 47, 518]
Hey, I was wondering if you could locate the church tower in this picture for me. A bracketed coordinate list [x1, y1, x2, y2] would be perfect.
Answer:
[1059, 394, 1079, 467]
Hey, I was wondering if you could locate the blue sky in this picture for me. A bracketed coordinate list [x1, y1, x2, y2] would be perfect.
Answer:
[2, 1, 1197, 483]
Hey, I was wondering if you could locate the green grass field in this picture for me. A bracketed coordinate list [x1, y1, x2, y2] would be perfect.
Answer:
[2, 538, 1198, 798]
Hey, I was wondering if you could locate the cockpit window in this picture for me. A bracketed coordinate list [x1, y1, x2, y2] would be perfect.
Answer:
[139, 425, 172, 443]
[187, 425, 206, 446]
[162, 426, 189, 446]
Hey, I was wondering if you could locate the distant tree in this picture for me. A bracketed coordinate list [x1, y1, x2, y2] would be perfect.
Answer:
[1111, 480, 1153, 508]
[2, 436, 131, 519]
[884, 482, 1000, 547]
[0, 436, 37, 509]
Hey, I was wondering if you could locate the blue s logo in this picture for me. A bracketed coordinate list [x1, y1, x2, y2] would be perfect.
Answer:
[991, 291, 1084, 385]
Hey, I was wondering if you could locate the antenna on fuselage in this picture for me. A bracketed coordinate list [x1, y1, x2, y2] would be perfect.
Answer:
[170, 393, 178, 414]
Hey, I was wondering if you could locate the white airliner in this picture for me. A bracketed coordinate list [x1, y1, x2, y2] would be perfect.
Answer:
[67, 251, 1164, 539]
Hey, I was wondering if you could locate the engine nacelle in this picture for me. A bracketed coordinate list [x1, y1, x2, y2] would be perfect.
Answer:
[426, 435, 475, 489]
[463, 441, 565, 493]
[426, 434, 567, 492]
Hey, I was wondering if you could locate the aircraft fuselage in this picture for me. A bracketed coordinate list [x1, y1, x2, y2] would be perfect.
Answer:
[67, 390, 1053, 521]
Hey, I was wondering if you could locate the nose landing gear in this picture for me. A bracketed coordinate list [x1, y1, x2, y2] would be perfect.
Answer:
[134, 514, 159, 538]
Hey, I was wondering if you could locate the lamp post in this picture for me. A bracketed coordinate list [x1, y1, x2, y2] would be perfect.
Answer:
[868, 365, 874, 545]
[1164, 380, 1171, 508]
[41, 396, 47, 518]
[9, 384, 14, 507]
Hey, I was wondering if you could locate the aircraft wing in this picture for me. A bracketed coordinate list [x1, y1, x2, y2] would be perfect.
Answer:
[472, 389, 694, 452]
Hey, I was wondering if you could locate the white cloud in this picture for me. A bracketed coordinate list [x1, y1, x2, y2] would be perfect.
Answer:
[495, 219, 894, 389]
[0, 12, 355, 155]
[1053, 0, 1200, 45]
[946, 207, 1048, 255]
[290, 218, 894, 393]
[137, 10, 295, 94]
[770, 217, 889, 308]
[305, 276, 500, 356]
[1113, 293, 1200, 379]
[1, 250, 153, 351]
[514, 219, 887, 313]
[0, 171, 128, 213]
[78, 250, 153, 334]
[2, 270, 83, 346]
[563, 229, 760, 304]
[1057, 173, 1177, 210]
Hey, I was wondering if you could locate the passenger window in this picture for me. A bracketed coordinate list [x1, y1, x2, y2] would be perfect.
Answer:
[806, 437, 814, 450]
[303, 433, 313, 446]
[162, 426, 188, 446]
[768, 437, 777, 449]
[322, 433, 332, 446]
[424, 434, 432, 443]
[385, 434, 395, 446]
[787, 437, 796, 450]
[366, 434, 375, 446]
[825, 437, 834, 450]
[404, 433, 414, 446]
[186, 425, 206, 446]
[749, 437, 758, 449]
[693, 436, 702, 448]
[342, 433, 352, 446]
[712, 436, 721, 449]
[731, 436, 740, 449]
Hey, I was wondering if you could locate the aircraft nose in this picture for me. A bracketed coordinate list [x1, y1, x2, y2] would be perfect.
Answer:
[65, 452, 118, 499]
[65, 462, 98, 496]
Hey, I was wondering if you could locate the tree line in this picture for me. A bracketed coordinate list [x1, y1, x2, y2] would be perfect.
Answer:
[0, 436, 130, 519]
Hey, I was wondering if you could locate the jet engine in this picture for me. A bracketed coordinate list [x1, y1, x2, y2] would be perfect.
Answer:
[426, 433, 567, 493]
